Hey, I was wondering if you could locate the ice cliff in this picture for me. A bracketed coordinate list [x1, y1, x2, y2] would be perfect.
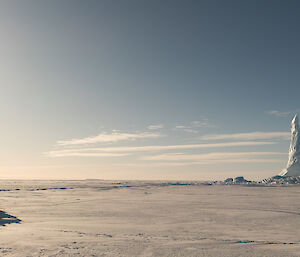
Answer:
[280, 114, 300, 176]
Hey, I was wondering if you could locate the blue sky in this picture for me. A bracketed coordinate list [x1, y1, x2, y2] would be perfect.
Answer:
[0, 0, 299, 180]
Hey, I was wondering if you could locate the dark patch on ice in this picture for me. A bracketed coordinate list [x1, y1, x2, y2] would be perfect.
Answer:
[30, 187, 73, 191]
[0, 210, 21, 226]
[264, 241, 296, 245]
[234, 240, 255, 244]
[229, 239, 297, 245]
[97, 185, 133, 191]
[97, 233, 113, 238]
[170, 183, 192, 186]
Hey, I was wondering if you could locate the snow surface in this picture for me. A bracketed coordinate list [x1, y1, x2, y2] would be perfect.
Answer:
[0, 180, 299, 256]
[281, 114, 300, 176]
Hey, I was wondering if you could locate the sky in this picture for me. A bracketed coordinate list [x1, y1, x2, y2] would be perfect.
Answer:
[0, 0, 300, 180]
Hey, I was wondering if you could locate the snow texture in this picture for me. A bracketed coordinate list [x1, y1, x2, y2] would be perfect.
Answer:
[281, 114, 300, 176]
[0, 180, 299, 257]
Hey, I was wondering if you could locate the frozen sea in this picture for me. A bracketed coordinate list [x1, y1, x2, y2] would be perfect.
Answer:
[0, 180, 299, 256]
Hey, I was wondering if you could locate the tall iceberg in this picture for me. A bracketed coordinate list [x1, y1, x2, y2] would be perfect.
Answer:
[280, 114, 300, 176]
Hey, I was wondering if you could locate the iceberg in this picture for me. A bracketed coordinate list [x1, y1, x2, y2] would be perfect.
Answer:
[280, 114, 300, 176]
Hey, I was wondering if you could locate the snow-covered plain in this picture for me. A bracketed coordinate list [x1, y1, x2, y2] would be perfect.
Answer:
[0, 180, 299, 257]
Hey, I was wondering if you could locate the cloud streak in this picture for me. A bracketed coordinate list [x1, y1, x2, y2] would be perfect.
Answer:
[146, 158, 284, 166]
[200, 132, 290, 141]
[48, 152, 129, 158]
[57, 131, 163, 146]
[183, 129, 198, 134]
[265, 110, 290, 117]
[174, 118, 214, 133]
[147, 124, 164, 130]
[141, 151, 286, 161]
[46, 141, 275, 157]
[191, 119, 213, 128]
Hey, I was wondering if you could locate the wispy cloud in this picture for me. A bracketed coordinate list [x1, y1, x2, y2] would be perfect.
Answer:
[147, 124, 164, 130]
[191, 119, 213, 128]
[200, 131, 290, 141]
[141, 151, 286, 161]
[57, 131, 163, 146]
[146, 158, 284, 166]
[175, 125, 187, 129]
[265, 110, 290, 117]
[183, 129, 198, 134]
[174, 125, 201, 134]
[47, 152, 129, 158]
[46, 141, 275, 157]
[174, 118, 215, 133]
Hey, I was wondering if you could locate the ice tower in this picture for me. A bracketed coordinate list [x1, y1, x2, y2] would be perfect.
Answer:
[280, 114, 300, 176]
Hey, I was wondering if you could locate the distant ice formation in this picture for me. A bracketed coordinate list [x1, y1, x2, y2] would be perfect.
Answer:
[280, 114, 300, 176]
